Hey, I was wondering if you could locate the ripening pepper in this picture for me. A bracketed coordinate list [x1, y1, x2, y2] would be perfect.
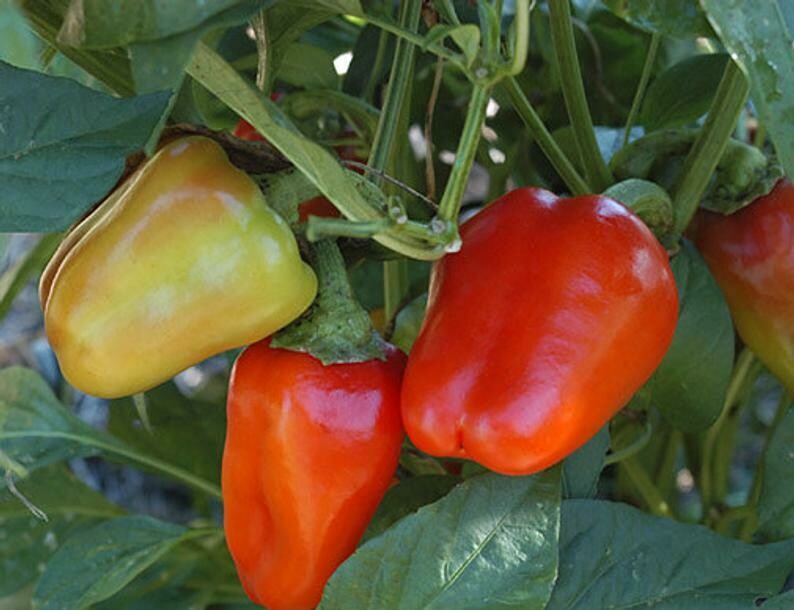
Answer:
[40, 136, 317, 398]
[223, 339, 405, 610]
[401, 187, 679, 476]
[694, 179, 794, 395]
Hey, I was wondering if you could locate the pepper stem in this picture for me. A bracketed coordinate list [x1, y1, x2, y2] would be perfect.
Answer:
[272, 240, 387, 364]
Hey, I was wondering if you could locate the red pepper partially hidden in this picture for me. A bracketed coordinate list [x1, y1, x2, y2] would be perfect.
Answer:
[298, 196, 341, 222]
[694, 179, 794, 395]
[401, 187, 679, 476]
[223, 340, 405, 610]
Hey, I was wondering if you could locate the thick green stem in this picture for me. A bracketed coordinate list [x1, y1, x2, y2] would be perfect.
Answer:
[673, 60, 750, 232]
[504, 0, 530, 76]
[623, 33, 660, 147]
[272, 240, 386, 363]
[548, 0, 613, 192]
[438, 83, 491, 221]
[502, 77, 589, 195]
[368, 1, 421, 325]
[369, 0, 422, 172]
[363, 29, 390, 104]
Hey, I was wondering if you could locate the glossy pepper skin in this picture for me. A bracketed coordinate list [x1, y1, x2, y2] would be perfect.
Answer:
[694, 179, 794, 395]
[41, 136, 317, 398]
[401, 188, 679, 476]
[223, 340, 405, 610]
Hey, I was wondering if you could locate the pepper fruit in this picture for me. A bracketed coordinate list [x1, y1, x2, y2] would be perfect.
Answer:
[401, 187, 679, 476]
[693, 179, 794, 395]
[41, 136, 317, 398]
[223, 339, 405, 610]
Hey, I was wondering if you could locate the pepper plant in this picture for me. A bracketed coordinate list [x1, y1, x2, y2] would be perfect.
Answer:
[1, 0, 794, 608]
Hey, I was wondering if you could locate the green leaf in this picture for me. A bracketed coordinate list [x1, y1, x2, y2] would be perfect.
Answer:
[640, 53, 729, 131]
[610, 130, 782, 215]
[127, 1, 271, 94]
[602, 0, 712, 38]
[0, 466, 121, 596]
[319, 469, 561, 610]
[701, 0, 794, 185]
[19, 0, 135, 97]
[425, 24, 480, 67]
[0, 61, 168, 231]
[282, 89, 379, 138]
[391, 293, 427, 354]
[32, 516, 189, 610]
[289, 0, 363, 17]
[276, 43, 339, 89]
[646, 241, 734, 431]
[0, 0, 41, 69]
[109, 383, 226, 487]
[363, 475, 458, 541]
[546, 499, 794, 609]
[0, 234, 61, 321]
[0, 367, 111, 474]
[757, 406, 794, 541]
[561, 426, 609, 499]
[762, 589, 794, 609]
[57, 0, 250, 47]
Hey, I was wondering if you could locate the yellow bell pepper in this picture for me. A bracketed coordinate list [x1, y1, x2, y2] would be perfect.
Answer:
[40, 136, 317, 398]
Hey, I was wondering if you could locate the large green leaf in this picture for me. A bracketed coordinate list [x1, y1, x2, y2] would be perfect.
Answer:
[363, 475, 458, 542]
[647, 241, 734, 431]
[109, 383, 226, 487]
[0, 62, 168, 231]
[701, 0, 794, 181]
[640, 53, 729, 131]
[0, 466, 121, 596]
[32, 516, 190, 610]
[603, 0, 712, 38]
[319, 470, 561, 610]
[757, 406, 794, 541]
[57, 0, 251, 47]
[547, 499, 794, 609]
[0, 367, 110, 473]
[561, 426, 610, 499]
[127, 1, 272, 94]
[762, 590, 794, 609]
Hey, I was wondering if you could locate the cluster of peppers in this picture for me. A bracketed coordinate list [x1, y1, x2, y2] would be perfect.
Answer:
[40, 130, 794, 610]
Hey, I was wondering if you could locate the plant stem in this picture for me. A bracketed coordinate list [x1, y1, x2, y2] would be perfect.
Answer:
[548, 0, 613, 192]
[699, 349, 756, 519]
[384, 260, 410, 321]
[504, 0, 531, 76]
[438, 82, 491, 221]
[369, 0, 422, 172]
[273, 240, 386, 363]
[738, 392, 791, 540]
[672, 59, 749, 233]
[623, 33, 660, 147]
[425, 58, 445, 201]
[604, 416, 653, 466]
[0, 431, 221, 499]
[502, 77, 589, 195]
[363, 29, 390, 104]
[622, 457, 673, 518]
[363, 13, 466, 72]
[367, 1, 421, 324]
